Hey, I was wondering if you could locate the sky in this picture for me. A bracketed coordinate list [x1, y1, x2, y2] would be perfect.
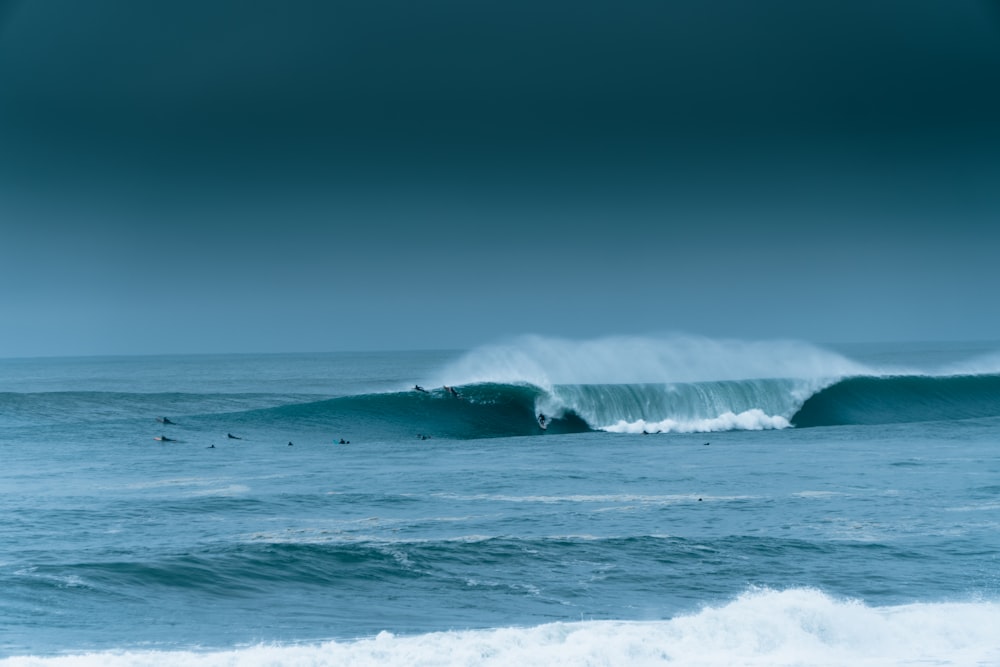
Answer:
[1, 0, 999, 357]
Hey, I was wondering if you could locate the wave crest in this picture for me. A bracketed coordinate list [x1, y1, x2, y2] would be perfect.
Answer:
[434, 335, 866, 388]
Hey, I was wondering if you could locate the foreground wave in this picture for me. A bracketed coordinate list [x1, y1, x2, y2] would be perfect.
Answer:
[4, 589, 998, 666]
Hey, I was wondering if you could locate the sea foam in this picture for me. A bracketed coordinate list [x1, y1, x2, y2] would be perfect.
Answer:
[604, 408, 791, 433]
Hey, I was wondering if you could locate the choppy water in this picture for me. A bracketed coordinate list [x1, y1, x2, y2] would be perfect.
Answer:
[2, 338, 999, 666]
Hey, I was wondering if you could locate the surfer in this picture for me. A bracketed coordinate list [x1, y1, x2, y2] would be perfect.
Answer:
[414, 385, 427, 393]
[288, 441, 294, 446]
[444, 385, 460, 398]
[208, 444, 215, 448]
[538, 413, 547, 428]
[157, 417, 174, 425]
[227, 433, 241, 440]
[154, 435, 175, 442]
[339, 438, 349, 444]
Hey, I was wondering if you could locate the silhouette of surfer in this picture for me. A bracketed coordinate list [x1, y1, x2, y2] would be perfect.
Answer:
[339, 438, 349, 444]
[288, 441, 294, 446]
[227, 433, 241, 440]
[444, 385, 460, 398]
[154, 435, 175, 442]
[538, 413, 547, 428]
[414, 385, 427, 393]
[157, 417, 174, 425]
[208, 444, 215, 448]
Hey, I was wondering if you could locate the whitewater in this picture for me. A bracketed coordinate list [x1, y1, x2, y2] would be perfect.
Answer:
[2, 336, 999, 666]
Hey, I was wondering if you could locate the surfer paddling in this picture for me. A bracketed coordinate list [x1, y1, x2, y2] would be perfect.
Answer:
[227, 433, 242, 440]
[444, 385, 460, 398]
[156, 417, 174, 425]
[154, 435, 175, 442]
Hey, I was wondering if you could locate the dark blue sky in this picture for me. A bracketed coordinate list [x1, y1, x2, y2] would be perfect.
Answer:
[1, 1, 999, 356]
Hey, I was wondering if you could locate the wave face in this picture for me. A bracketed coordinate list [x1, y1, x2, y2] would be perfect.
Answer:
[231, 383, 590, 439]
[791, 373, 1000, 427]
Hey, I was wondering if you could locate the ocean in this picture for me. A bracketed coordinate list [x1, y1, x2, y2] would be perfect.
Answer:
[1, 336, 999, 666]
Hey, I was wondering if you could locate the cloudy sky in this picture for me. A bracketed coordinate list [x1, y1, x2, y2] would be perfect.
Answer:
[1, 0, 998, 357]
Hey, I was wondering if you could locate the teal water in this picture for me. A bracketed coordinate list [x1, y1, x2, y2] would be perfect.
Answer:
[2, 339, 999, 665]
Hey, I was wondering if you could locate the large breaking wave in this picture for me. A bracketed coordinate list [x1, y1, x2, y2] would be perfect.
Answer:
[423, 335, 1000, 434]
[203, 336, 1000, 438]
[8, 336, 1000, 440]
[223, 373, 1000, 440]
[416, 335, 854, 435]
